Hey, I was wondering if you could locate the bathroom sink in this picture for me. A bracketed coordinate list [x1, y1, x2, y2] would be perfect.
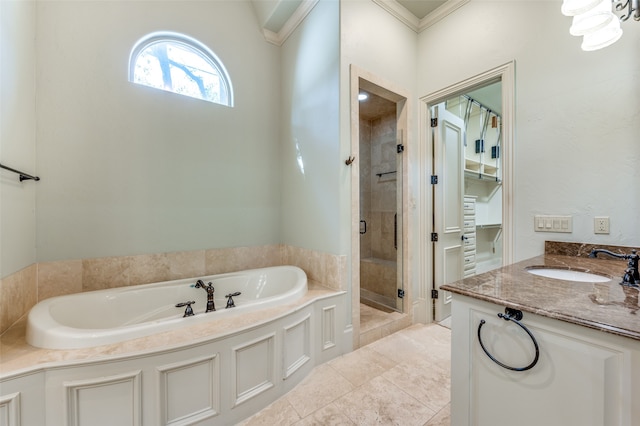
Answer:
[526, 268, 610, 283]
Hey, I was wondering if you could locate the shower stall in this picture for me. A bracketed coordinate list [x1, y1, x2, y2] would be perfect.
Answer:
[358, 92, 403, 312]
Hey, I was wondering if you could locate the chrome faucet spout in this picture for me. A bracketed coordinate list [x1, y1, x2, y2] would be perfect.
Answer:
[194, 279, 216, 312]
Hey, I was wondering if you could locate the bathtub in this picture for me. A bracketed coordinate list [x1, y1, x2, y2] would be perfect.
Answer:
[26, 265, 307, 350]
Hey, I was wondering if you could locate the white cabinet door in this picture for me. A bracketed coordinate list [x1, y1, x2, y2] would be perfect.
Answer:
[451, 295, 640, 426]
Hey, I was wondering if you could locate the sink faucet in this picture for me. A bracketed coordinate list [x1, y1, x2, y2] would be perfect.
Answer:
[194, 280, 216, 312]
[589, 249, 639, 287]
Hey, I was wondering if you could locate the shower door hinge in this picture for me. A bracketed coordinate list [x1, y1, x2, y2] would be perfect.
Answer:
[431, 232, 438, 242]
[397, 289, 405, 299]
[431, 118, 438, 127]
[431, 175, 438, 184]
[431, 289, 439, 299]
[397, 144, 404, 153]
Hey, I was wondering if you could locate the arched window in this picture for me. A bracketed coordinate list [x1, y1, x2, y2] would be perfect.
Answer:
[129, 32, 233, 106]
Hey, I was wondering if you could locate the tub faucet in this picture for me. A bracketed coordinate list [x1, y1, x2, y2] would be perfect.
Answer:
[175, 301, 195, 317]
[589, 249, 639, 287]
[194, 280, 216, 312]
[225, 292, 241, 308]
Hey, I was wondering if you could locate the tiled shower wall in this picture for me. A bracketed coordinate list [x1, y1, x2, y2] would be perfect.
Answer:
[0, 245, 347, 335]
[359, 111, 398, 300]
[360, 112, 397, 262]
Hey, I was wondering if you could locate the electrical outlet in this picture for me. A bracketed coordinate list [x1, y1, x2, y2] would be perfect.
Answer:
[594, 216, 610, 234]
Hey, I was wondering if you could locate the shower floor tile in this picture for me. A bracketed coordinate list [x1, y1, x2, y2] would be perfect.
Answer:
[360, 302, 403, 333]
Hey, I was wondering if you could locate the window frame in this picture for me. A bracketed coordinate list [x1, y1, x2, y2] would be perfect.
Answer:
[128, 31, 234, 107]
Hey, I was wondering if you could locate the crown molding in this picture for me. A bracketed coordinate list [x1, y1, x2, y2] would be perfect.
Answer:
[372, 0, 470, 33]
[262, 0, 320, 46]
[260, 0, 469, 45]
[371, 0, 420, 31]
[418, 0, 470, 32]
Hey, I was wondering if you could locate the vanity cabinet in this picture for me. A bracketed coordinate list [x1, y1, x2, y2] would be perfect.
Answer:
[450, 294, 640, 426]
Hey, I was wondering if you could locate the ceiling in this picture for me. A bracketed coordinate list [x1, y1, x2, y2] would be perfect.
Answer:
[252, 0, 461, 45]
[395, 0, 448, 19]
[359, 92, 396, 121]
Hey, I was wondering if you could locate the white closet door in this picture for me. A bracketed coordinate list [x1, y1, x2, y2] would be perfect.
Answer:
[433, 103, 465, 322]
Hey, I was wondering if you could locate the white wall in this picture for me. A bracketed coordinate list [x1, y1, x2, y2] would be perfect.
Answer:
[341, 1, 418, 88]
[0, 0, 37, 278]
[5, 0, 637, 280]
[418, 1, 640, 261]
[280, 0, 341, 253]
[340, 0, 419, 299]
[34, 1, 283, 262]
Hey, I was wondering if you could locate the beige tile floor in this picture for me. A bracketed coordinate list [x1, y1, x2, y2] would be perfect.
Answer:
[359, 302, 412, 346]
[237, 322, 451, 426]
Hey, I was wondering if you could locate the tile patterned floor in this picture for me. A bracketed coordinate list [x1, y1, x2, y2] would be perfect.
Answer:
[237, 323, 451, 426]
[359, 303, 412, 347]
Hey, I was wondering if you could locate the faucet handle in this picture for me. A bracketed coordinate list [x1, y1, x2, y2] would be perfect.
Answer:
[175, 301, 196, 317]
[225, 292, 241, 308]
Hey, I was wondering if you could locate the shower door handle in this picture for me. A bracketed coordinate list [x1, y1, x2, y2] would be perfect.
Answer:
[394, 213, 397, 249]
[360, 220, 367, 235]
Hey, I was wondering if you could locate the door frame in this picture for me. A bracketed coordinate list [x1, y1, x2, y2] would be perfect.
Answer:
[419, 62, 515, 323]
[349, 65, 411, 349]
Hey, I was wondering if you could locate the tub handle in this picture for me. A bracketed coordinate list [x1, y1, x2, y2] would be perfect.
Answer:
[175, 301, 196, 317]
[225, 292, 241, 309]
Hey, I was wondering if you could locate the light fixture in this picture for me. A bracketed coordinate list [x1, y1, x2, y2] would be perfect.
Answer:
[561, 0, 639, 50]
[581, 15, 623, 49]
[358, 92, 369, 101]
[569, 0, 614, 35]
[562, 0, 603, 15]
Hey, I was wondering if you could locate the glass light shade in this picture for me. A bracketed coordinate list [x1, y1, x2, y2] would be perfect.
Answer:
[561, 0, 604, 16]
[581, 17, 623, 51]
[570, 1, 614, 35]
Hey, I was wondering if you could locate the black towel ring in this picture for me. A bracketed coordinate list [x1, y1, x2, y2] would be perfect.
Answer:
[477, 308, 540, 372]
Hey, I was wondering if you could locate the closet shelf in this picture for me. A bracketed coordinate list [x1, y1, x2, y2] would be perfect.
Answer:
[465, 158, 500, 183]
[476, 223, 502, 229]
[464, 169, 501, 183]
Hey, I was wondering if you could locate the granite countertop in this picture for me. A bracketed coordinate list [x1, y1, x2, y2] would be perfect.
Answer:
[442, 253, 640, 341]
[0, 282, 342, 378]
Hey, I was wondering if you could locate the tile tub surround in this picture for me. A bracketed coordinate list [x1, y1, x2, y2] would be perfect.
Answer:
[441, 252, 640, 341]
[0, 264, 37, 337]
[0, 244, 347, 335]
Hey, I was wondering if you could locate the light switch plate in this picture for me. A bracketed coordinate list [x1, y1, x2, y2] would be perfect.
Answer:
[534, 215, 573, 233]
